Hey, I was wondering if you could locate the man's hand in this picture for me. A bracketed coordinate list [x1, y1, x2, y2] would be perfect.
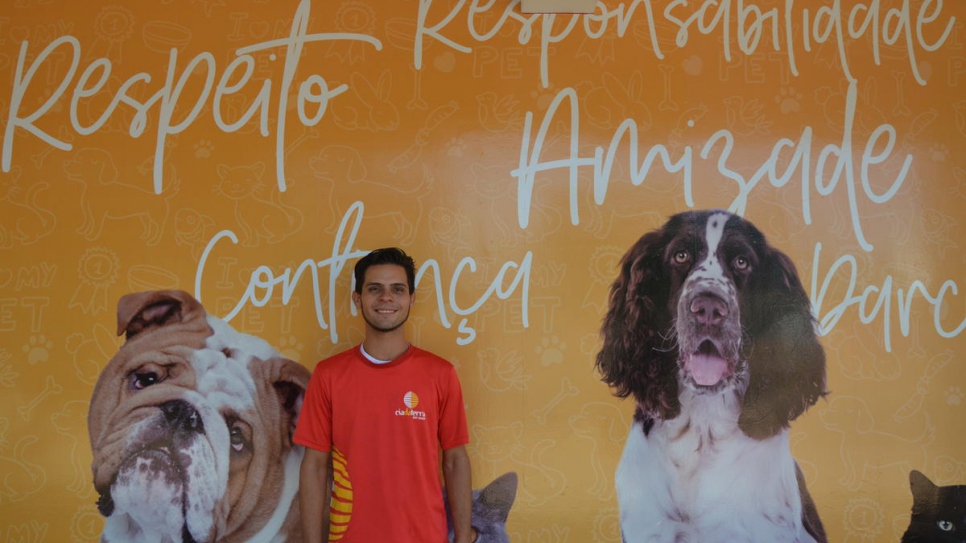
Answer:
[299, 448, 331, 543]
[443, 445, 475, 543]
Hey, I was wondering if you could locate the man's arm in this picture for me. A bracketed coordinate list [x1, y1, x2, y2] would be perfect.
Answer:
[299, 447, 330, 543]
[442, 445, 476, 543]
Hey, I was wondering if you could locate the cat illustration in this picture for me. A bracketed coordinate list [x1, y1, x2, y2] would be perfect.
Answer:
[447, 472, 517, 543]
[214, 163, 303, 246]
[901, 470, 965, 543]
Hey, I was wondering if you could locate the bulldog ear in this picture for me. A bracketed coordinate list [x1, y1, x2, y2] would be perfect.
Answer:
[117, 290, 207, 339]
[270, 358, 312, 439]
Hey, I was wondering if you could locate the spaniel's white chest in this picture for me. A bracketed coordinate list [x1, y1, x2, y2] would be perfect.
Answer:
[615, 414, 816, 543]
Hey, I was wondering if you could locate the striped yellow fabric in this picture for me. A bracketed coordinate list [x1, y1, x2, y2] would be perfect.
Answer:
[328, 448, 353, 541]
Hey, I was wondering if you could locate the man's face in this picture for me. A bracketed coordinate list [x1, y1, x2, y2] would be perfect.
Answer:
[352, 264, 414, 333]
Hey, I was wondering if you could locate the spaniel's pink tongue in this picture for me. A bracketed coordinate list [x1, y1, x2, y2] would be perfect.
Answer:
[686, 352, 729, 386]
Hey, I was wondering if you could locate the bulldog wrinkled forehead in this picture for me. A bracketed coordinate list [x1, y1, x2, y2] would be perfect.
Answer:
[192, 316, 280, 412]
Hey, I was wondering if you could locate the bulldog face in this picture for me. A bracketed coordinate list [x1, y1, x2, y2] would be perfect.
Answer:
[88, 290, 310, 543]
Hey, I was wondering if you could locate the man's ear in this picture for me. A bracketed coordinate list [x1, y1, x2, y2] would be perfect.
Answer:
[351, 291, 360, 308]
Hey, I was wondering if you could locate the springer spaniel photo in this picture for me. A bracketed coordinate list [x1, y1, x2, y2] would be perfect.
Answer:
[596, 210, 828, 543]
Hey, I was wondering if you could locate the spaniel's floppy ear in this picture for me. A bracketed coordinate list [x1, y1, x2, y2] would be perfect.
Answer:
[739, 247, 827, 439]
[595, 228, 680, 421]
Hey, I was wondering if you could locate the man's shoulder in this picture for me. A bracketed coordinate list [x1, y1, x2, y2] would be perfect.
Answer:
[409, 345, 453, 366]
[407, 346, 460, 378]
[313, 346, 359, 371]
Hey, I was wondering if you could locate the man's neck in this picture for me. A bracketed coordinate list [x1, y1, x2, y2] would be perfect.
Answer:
[361, 331, 411, 361]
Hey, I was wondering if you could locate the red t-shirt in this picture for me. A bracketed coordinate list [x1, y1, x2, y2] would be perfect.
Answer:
[294, 345, 469, 542]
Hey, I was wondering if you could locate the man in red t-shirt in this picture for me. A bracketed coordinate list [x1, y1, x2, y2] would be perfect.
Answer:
[295, 247, 476, 543]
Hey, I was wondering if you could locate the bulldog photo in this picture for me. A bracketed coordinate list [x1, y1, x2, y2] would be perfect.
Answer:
[88, 289, 311, 543]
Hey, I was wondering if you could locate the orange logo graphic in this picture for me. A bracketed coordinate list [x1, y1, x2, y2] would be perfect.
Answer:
[395, 391, 426, 420]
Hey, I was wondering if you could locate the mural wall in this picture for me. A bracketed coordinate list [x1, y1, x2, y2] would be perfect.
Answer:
[1, 0, 964, 541]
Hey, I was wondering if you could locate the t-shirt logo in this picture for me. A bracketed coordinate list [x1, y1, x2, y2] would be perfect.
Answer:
[395, 391, 427, 421]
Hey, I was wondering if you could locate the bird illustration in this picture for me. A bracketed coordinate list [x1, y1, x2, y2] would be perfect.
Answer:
[723, 96, 772, 136]
[476, 92, 523, 133]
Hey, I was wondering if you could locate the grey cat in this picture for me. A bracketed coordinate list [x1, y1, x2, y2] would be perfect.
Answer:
[447, 472, 518, 543]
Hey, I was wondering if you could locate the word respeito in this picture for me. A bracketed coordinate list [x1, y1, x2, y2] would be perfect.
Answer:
[2, 0, 381, 194]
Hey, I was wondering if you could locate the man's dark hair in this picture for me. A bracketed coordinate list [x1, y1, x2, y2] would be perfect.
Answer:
[353, 247, 417, 294]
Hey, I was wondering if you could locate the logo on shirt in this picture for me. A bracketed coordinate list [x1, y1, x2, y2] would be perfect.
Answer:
[395, 391, 426, 421]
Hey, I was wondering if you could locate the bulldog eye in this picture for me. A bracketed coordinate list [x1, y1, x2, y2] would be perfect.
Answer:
[132, 371, 161, 390]
[937, 520, 954, 532]
[225, 418, 253, 455]
[229, 426, 246, 452]
[672, 250, 690, 264]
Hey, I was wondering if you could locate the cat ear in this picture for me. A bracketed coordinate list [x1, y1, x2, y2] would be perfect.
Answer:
[908, 470, 940, 515]
[909, 470, 936, 495]
[476, 472, 518, 523]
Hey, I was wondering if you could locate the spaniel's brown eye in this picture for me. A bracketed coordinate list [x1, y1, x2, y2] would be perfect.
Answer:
[673, 250, 690, 264]
[733, 256, 749, 270]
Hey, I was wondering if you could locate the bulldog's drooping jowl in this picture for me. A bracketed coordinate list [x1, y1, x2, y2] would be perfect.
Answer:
[88, 290, 310, 543]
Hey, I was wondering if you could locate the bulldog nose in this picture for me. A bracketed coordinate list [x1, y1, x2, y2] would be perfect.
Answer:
[690, 294, 728, 326]
[160, 400, 205, 434]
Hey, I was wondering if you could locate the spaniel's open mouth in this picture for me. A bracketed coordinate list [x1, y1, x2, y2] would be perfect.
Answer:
[684, 340, 731, 387]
